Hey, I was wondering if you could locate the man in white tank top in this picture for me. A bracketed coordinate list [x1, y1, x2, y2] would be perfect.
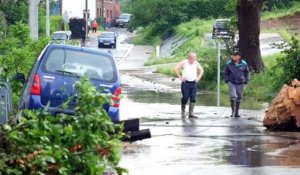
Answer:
[174, 52, 204, 118]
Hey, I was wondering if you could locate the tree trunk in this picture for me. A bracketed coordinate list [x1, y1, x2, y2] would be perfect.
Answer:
[237, 0, 264, 72]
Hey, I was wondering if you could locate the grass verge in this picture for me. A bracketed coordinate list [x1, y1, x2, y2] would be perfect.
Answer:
[130, 26, 161, 46]
[145, 18, 214, 66]
[262, 2, 300, 21]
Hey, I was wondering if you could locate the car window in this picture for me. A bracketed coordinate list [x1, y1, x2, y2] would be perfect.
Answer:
[52, 33, 67, 40]
[100, 33, 115, 38]
[119, 14, 130, 20]
[215, 21, 225, 28]
[44, 48, 117, 82]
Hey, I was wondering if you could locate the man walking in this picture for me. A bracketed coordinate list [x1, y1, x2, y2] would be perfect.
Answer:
[174, 52, 204, 118]
[224, 51, 249, 118]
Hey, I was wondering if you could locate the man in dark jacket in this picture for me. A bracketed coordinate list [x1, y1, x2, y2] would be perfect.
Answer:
[224, 51, 249, 118]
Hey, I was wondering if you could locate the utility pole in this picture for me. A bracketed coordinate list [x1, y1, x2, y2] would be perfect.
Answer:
[29, 0, 41, 40]
[85, 0, 88, 38]
[46, 0, 50, 36]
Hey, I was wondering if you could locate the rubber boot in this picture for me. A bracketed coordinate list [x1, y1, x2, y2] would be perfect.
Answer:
[230, 100, 236, 117]
[235, 102, 241, 118]
[181, 104, 186, 118]
[188, 103, 198, 118]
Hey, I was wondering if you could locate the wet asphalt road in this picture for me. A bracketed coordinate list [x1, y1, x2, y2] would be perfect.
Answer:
[86, 28, 300, 175]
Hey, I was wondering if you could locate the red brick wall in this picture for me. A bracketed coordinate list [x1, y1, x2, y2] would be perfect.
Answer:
[96, 0, 120, 21]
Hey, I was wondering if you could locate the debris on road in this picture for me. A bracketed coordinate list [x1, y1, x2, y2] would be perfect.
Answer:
[264, 79, 300, 130]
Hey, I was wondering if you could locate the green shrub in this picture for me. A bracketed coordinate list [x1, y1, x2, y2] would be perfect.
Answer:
[50, 16, 63, 34]
[130, 26, 161, 45]
[0, 11, 7, 40]
[263, 0, 294, 11]
[0, 77, 125, 175]
[0, 22, 50, 106]
[276, 36, 300, 84]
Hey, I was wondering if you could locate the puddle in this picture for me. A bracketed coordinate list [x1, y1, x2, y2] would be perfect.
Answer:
[121, 134, 300, 174]
[221, 136, 300, 167]
[124, 89, 264, 110]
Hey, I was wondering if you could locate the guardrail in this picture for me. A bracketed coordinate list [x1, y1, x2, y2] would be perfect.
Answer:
[0, 81, 13, 124]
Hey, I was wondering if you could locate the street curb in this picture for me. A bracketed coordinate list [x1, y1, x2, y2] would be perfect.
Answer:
[118, 44, 134, 64]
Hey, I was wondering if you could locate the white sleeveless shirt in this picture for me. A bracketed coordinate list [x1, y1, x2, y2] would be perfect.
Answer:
[182, 60, 198, 81]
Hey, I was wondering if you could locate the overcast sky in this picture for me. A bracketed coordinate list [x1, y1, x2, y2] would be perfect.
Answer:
[62, 0, 96, 19]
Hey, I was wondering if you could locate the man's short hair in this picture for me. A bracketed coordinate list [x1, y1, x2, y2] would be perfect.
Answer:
[188, 52, 197, 57]
[233, 51, 242, 56]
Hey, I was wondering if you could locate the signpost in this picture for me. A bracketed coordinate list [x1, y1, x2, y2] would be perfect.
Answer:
[214, 35, 231, 107]
[217, 41, 221, 107]
[85, 0, 88, 39]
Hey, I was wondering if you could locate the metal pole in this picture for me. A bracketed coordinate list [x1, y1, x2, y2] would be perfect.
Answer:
[29, 0, 41, 40]
[85, 0, 88, 38]
[156, 46, 160, 58]
[46, 0, 50, 36]
[217, 41, 221, 107]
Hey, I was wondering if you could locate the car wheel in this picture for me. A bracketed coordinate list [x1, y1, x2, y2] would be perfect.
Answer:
[98, 43, 101, 48]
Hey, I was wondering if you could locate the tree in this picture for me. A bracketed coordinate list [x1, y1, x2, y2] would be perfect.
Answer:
[0, 0, 28, 24]
[237, 0, 264, 72]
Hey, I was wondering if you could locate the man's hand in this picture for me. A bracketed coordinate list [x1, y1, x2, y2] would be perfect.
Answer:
[196, 77, 201, 83]
[180, 77, 186, 82]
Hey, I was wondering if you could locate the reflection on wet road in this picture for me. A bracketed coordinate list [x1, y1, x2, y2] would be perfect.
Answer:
[122, 123, 300, 175]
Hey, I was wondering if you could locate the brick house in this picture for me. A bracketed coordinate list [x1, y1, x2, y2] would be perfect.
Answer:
[95, 0, 121, 23]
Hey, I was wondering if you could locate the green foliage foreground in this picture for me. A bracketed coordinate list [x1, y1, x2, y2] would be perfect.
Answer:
[0, 22, 50, 106]
[0, 77, 125, 175]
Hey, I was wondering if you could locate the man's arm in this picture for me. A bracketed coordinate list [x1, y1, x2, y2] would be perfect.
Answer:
[245, 65, 250, 84]
[224, 64, 229, 83]
[196, 63, 204, 82]
[174, 61, 185, 82]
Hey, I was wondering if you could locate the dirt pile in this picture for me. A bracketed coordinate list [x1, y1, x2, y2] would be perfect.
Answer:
[261, 12, 300, 35]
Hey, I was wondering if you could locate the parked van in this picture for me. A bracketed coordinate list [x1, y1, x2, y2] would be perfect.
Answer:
[17, 44, 121, 122]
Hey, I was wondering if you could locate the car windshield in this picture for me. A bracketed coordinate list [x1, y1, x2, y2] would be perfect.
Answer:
[52, 33, 67, 40]
[119, 14, 130, 20]
[100, 32, 115, 38]
[216, 21, 225, 28]
[44, 48, 117, 82]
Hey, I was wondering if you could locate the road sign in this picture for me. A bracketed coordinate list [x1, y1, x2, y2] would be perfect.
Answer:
[63, 11, 70, 23]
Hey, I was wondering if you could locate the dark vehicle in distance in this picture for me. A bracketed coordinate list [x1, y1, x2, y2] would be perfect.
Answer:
[212, 19, 234, 39]
[115, 13, 131, 28]
[98, 32, 118, 48]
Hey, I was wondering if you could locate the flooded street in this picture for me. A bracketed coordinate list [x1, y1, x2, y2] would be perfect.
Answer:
[86, 28, 300, 175]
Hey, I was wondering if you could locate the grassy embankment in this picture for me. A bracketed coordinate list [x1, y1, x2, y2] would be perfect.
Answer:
[262, 1, 300, 42]
[262, 1, 300, 21]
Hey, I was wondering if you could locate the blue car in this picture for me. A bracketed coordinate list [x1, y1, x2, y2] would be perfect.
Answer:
[18, 44, 121, 122]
